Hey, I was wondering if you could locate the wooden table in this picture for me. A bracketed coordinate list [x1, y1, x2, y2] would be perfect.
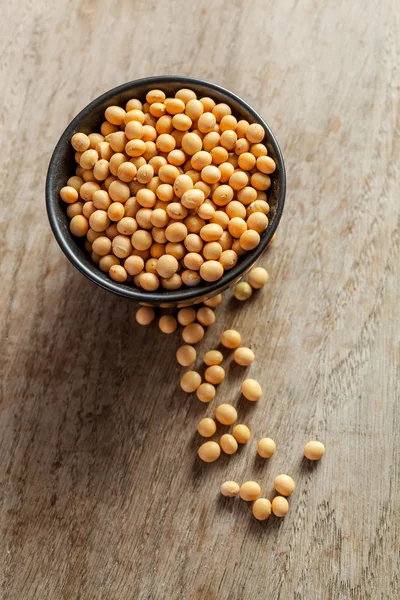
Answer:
[1, 1, 399, 598]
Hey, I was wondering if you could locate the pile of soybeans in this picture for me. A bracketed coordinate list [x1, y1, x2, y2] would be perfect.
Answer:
[60, 84, 325, 524]
[59, 88, 275, 291]
[136, 269, 325, 523]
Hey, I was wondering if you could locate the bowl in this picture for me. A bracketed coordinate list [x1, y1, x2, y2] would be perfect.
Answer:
[46, 76, 286, 307]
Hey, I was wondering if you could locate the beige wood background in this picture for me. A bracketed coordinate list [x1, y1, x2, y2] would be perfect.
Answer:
[1, 1, 399, 598]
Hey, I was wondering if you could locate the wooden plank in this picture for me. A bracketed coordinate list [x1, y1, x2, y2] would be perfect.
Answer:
[0, 0, 399, 598]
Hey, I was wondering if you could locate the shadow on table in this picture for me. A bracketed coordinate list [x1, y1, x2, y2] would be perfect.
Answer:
[6, 266, 185, 514]
[5, 258, 279, 552]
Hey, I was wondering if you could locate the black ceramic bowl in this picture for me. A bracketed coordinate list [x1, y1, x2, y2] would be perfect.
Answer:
[46, 76, 286, 307]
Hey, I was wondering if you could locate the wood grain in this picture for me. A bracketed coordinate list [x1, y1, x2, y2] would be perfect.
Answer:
[1, 0, 399, 598]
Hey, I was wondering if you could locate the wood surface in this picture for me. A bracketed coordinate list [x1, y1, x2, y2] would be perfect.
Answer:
[1, 0, 399, 598]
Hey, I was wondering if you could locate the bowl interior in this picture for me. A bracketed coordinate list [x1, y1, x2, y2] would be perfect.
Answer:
[46, 76, 285, 305]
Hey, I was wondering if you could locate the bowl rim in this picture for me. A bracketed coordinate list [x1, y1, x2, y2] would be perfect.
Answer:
[46, 75, 286, 303]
